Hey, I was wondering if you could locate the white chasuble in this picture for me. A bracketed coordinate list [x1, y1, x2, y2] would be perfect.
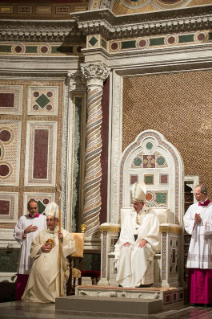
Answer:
[184, 202, 212, 269]
[22, 228, 75, 303]
[13, 214, 47, 274]
[114, 206, 160, 287]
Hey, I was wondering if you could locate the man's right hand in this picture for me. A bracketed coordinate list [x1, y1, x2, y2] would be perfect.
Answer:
[41, 243, 52, 253]
[122, 242, 130, 247]
[24, 225, 38, 234]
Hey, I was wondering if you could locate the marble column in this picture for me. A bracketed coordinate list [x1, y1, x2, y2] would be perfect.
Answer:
[81, 63, 109, 237]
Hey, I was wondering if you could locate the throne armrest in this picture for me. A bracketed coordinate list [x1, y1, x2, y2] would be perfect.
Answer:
[159, 223, 182, 234]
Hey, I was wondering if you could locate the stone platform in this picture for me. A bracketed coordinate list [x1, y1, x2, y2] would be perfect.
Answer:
[55, 285, 185, 315]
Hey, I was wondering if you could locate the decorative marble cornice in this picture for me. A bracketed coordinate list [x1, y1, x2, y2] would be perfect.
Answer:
[0, 20, 84, 42]
[71, 6, 212, 40]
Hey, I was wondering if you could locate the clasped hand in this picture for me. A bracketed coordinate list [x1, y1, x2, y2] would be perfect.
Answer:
[122, 239, 147, 248]
[194, 213, 201, 225]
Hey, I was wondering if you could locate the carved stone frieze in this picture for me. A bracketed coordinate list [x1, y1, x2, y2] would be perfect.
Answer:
[71, 6, 212, 39]
[0, 20, 84, 42]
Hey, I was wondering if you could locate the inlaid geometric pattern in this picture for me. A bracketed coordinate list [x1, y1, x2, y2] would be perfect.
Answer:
[23, 192, 55, 215]
[27, 86, 59, 115]
[123, 70, 212, 198]
[109, 30, 212, 53]
[0, 192, 18, 222]
[0, 121, 21, 186]
[169, 235, 179, 277]
[25, 121, 57, 186]
[0, 85, 23, 115]
[144, 174, 154, 185]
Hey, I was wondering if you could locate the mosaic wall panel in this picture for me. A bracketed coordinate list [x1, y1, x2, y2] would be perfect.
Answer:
[0, 192, 18, 223]
[27, 86, 59, 115]
[0, 85, 23, 115]
[0, 2, 89, 19]
[25, 121, 57, 186]
[122, 70, 212, 198]
[23, 192, 55, 215]
[112, 0, 211, 15]
[0, 121, 21, 186]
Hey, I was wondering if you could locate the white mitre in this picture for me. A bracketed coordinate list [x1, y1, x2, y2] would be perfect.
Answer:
[45, 202, 59, 218]
[132, 182, 146, 202]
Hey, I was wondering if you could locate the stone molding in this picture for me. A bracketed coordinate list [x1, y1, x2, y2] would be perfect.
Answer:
[81, 63, 110, 86]
[0, 20, 83, 42]
[68, 70, 87, 92]
[71, 6, 212, 39]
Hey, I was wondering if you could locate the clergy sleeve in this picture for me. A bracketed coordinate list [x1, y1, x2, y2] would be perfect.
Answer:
[183, 207, 195, 235]
[13, 217, 25, 243]
[30, 233, 43, 259]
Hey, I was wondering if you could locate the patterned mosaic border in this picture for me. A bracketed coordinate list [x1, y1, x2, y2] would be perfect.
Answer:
[25, 121, 57, 186]
[0, 43, 84, 56]
[0, 192, 18, 222]
[0, 85, 23, 115]
[109, 30, 212, 53]
[0, 121, 22, 186]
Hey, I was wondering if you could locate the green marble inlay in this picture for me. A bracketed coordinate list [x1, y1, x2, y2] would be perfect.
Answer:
[89, 37, 98, 46]
[35, 94, 50, 108]
[146, 142, 153, 150]
[82, 253, 100, 271]
[101, 39, 107, 49]
[0, 249, 20, 272]
[178, 34, 194, 43]
[157, 156, 165, 166]
[0, 46, 11, 53]
[209, 32, 212, 40]
[121, 41, 136, 49]
[25, 46, 37, 53]
[72, 96, 82, 232]
[150, 38, 164, 46]
[145, 175, 154, 185]
[134, 157, 142, 166]
[156, 193, 167, 204]
[52, 46, 73, 54]
[37, 200, 46, 214]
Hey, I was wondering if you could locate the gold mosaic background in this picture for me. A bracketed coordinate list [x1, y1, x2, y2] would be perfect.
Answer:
[0, 79, 64, 229]
[123, 70, 212, 197]
[112, 0, 211, 15]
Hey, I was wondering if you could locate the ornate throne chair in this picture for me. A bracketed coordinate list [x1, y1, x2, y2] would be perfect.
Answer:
[99, 130, 184, 288]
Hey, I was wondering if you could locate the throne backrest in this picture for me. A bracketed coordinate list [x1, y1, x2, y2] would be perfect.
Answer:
[118, 130, 184, 226]
[120, 207, 174, 226]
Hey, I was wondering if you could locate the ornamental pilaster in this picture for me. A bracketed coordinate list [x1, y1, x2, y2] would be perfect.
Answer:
[81, 63, 110, 237]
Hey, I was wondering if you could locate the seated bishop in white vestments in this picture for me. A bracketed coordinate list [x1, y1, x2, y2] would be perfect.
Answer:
[22, 202, 75, 303]
[114, 183, 160, 288]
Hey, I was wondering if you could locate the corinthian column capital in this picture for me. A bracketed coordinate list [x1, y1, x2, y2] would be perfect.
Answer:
[81, 63, 110, 87]
[67, 70, 87, 92]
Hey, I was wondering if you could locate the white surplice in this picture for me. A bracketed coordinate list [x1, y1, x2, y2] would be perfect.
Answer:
[114, 206, 160, 287]
[183, 202, 212, 269]
[13, 214, 47, 274]
[22, 227, 75, 303]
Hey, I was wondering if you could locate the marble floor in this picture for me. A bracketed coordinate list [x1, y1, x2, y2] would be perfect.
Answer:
[1, 302, 212, 319]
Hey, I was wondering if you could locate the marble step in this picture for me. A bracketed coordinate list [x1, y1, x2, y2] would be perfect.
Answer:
[55, 295, 162, 315]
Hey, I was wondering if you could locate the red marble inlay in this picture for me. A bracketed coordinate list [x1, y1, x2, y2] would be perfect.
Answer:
[111, 42, 118, 51]
[46, 104, 52, 111]
[0, 130, 11, 142]
[0, 93, 15, 108]
[77, 46, 83, 53]
[197, 33, 205, 41]
[33, 92, 39, 97]
[139, 39, 147, 47]
[160, 174, 168, 184]
[43, 198, 49, 204]
[47, 92, 53, 97]
[33, 104, 39, 110]
[33, 129, 49, 179]
[130, 175, 138, 184]
[41, 46, 48, 53]
[0, 200, 10, 215]
[0, 164, 10, 176]
[167, 36, 175, 44]
[15, 45, 23, 53]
